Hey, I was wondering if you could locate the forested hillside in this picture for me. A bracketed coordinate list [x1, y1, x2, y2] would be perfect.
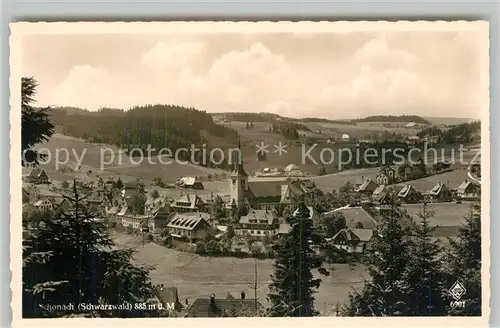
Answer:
[50, 105, 239, 169]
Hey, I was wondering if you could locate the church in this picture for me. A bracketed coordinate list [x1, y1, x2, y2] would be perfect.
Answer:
[226, 140, 322, 218]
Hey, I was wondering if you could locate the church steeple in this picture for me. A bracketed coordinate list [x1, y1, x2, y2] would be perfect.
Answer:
[231, 137, 248, 177]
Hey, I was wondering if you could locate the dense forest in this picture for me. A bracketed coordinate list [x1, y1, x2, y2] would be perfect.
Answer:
[50, 105, 240, 169]
[352, 115, 432, 125]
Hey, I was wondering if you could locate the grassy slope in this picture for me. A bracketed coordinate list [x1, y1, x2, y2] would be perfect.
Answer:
[112, 232, 368, 315]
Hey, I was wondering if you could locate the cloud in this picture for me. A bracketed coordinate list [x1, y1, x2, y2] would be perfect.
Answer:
[33, 31, 483, 119]
[175, 42, 301, 111]
[50, 65, 116, 109]
[141, 40, 205, 71]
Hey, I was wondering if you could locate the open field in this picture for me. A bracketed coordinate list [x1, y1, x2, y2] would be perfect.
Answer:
[112, 232, 368, 315]
[401, 203, 473, 227]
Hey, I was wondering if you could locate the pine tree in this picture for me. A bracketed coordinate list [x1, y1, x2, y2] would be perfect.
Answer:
[21, 77, 54, 166]
[402, 203, 447, 315]
[267, 201, 329, 317]
[443, 204, 481, 316]
[343, 194, 412, 316]
[23, 182, 157, 318]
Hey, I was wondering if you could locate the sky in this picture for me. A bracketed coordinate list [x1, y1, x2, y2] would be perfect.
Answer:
[22, 29, 484, 119]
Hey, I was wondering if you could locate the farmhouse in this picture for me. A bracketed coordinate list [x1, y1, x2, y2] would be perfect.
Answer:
[178, 177, 204, 190]
[24, 168, 50, 184]
[455, 180, 480, 200]
[397, 184, 422, 204]
[237, 209, 280, 240]
[355, 179, 378, 199]
[185, 293, 263, 317]
[329, 228, 374, 254]
[166, 212, 212, 243]
[425, 182, 452, 202]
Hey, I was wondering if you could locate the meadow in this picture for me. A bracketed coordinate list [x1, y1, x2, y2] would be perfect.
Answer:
[112, 232, 368, 315]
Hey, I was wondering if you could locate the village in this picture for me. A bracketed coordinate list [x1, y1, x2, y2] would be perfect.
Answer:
[22, 145, 480, 257]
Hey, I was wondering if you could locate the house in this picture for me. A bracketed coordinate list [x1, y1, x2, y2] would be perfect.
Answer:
[230, 238, 251, 253]
[185, 293, 263, 317]
[341, 133, 351, 141]
[237, 209, 280, 240]
[149, 201, 172, 234]
[404, 122, 417, 129]
[376, 165, 396, 185]
[355, 180, 378, 198]
[166, 212, 212, 242]
[284, 164, 304, 177]
[154, 286, 184, 313]
[277, 223, 292, 239]
[425, 182, 452, 202]
[398, 163, 414, 181]
[178, 177, 204, 190]
[122, 180, 145, 199]
[397, 184, 422, 204]
[171, 193, 208, 213]
[371, 185, 386, 200]
[121, 214, 149, 230]
[85, 190, 111, 216]
[280, 178, 319, 205]
[405, 135, 420, 146]
[24, 168, 49, 184]
[455, 180, 480, 200]
[322, 206, 378, 230]
[33, 198, 54, 212]
[329, 228, 374, 253]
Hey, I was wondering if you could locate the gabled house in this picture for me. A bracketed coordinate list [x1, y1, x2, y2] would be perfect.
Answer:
[177, 177, 204, 190]
[166, 212, 212, 242]
[185, 293, 263, 317]
[237, 209, 280, 240]
[329, 228, 374, 254]
[33, 198, 54, 212]
[455, 180, 480, 200]
[24, 168, 49, 184]
[280, 178, 319, 205]
[398, 163, 414, 181]
[149, 201, 172, 234]
[154, 286, 184, 313]
[171, 193, 208, 213]
[397, 184, 422, 204]
[355, 180, 378, 199]
[376, 165, 396, 185]
[425, 182, 452, 202]
[122, 180, 145, 199]
[371, 185, 386, 200]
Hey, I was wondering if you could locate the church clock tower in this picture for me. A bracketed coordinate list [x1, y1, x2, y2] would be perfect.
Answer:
[229, 138, 249, 210]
